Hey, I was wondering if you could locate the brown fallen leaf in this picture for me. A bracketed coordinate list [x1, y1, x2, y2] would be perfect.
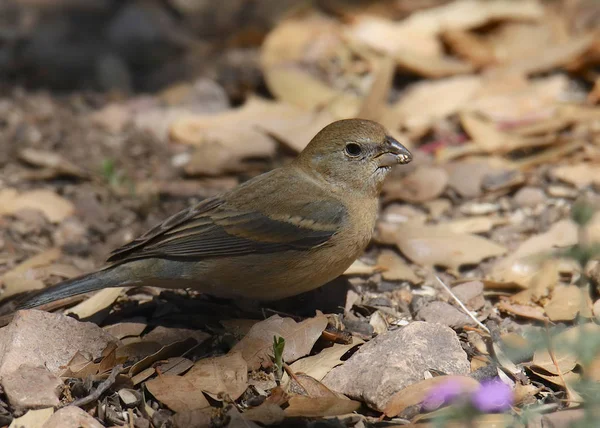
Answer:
[129, 338, 199, 376]
[229, 313, 328, 370]
[376, 250, 421, 283]
[18, 148, 89, 180]
[1, 248, 62, 299]
[0, 188, 74, 223]
[393, 223, 507, 270]
[533, 346, 578, 376]
[497, 300, 548, 321]
[392, 75, 481, 132]
[7, 407, 54, 428]
[343, 259, 380, 276]
[288, 339, 362, 382]
[65, 288, 125, 320]
[103, 318, 148, 340]
[384, 375, 480, 417]
[288, 373, 343, 398]
[460, 111, 522, 153]
[243, 402, 285, 426]
[551, 163, 600, 188]
[145, 375, 210, 413]
[544, 285, 588, 322]
[184, 352, 248, 401]
[489, 220, 578, 288]
[383, 166, 448, 203]
[528, 367, 580, 389]
[283, 396, 360, 418]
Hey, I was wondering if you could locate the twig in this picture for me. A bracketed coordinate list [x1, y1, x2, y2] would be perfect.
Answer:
[434, 275, 490, 334]
[67, 364, 124, 408]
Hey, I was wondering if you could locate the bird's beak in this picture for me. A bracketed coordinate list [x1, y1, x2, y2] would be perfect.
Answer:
[376, 135, 413, 168]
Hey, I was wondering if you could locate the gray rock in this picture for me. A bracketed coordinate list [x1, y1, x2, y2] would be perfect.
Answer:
[0, 310, 117, 377]
[322, 321, 469, 411]
[2, 365, 62, 409]
[451, 281, 485, 311]
[42, 406, 104, 428]
[418, 301, 477, 329]
[513, 187, 546, 208]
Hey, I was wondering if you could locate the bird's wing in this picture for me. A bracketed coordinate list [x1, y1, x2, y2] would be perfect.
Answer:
[106, 195, 347, 263]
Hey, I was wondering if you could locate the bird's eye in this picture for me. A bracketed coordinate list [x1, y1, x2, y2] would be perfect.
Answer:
[344, 143, 362, 157]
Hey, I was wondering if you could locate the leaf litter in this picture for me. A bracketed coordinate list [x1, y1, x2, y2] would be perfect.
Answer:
[1, 0, 600, 426]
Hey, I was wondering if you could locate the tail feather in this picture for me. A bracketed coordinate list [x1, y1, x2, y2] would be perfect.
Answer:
[17, 268, 125, 310]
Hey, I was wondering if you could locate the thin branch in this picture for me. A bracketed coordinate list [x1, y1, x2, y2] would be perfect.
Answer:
[67, 364, 124, 408]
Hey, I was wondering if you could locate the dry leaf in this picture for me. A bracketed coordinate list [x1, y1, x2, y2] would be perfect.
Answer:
[376, 250, 421, 283]
[129, 338, 198, 376]
[230, 313, 328, 370]
[184, 352, 248, 401]
[394, 223, 506, 270]
[0, 188, 74, 223]
[288, 340, 363, 381]
[288, 373, 342, 398]
[497, 300, 548, 321]
[392, 75, 481, 132]
[460, 111, 522, 153]
[243, 402, 285, 425]
[384, 166, 448, 203]
[65, 288, 125, 320]
[529, 368, 580, 388]
[384, 375, 480, 417]
[533, 347, 578, 376]
[489, 220, 578, 288]
[145, 375, 210, 413]
[283, 396, 360, 418]
[343, 259, 380, 276]
[103, 318, 147, 340]
[544, 285, 586, 322]
[8, 407, 54, 428]
[18, 148, 88, 179]
[1, 248, 62, 299]
[441, 216, 505, 234]
[552, 163, 600, 188]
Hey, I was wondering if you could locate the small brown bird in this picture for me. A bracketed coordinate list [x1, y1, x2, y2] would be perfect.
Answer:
[19, 119, 412, 309]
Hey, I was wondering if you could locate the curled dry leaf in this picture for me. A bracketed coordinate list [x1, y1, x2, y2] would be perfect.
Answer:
[243, 402, 285, 426]
[384, 375, 480, 417]
[0, 188, 74, 223]
[383, 166, 449, 203]
[460, 111, 522, 153]
[497, 300, 548, 321]
[18, 148, 88, 179]
[184, 352, 248, 401]
[229, 313, 328, 370]
[65, 287, 125, 320]
[394, 223, 507, 270]
[283, 396, 360, 418]
[145, 375, 211, 413]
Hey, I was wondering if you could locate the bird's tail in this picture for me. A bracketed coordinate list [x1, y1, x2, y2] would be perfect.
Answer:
[17, 267, 129, 310]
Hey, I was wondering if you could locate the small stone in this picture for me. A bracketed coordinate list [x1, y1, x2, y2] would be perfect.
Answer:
[417, 301, 477, 329]
[42, 406, 104, 428]
[547, 185, 578, 199]
[2, 365, 62, 409]
[118, 388, 142, 407]
[513, 187, 546, 208]
[322, 321, 469, 410]
[451, 281, 485, 311]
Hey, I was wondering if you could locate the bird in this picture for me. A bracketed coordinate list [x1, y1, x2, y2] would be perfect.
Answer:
[18, 119, 412, 309]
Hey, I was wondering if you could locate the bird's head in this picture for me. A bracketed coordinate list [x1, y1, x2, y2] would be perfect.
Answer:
[295, 119, 412, 196]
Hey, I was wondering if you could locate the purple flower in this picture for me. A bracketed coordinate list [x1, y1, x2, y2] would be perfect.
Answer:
[422, 379, 465, 412]
[471, 379, 513, 413]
